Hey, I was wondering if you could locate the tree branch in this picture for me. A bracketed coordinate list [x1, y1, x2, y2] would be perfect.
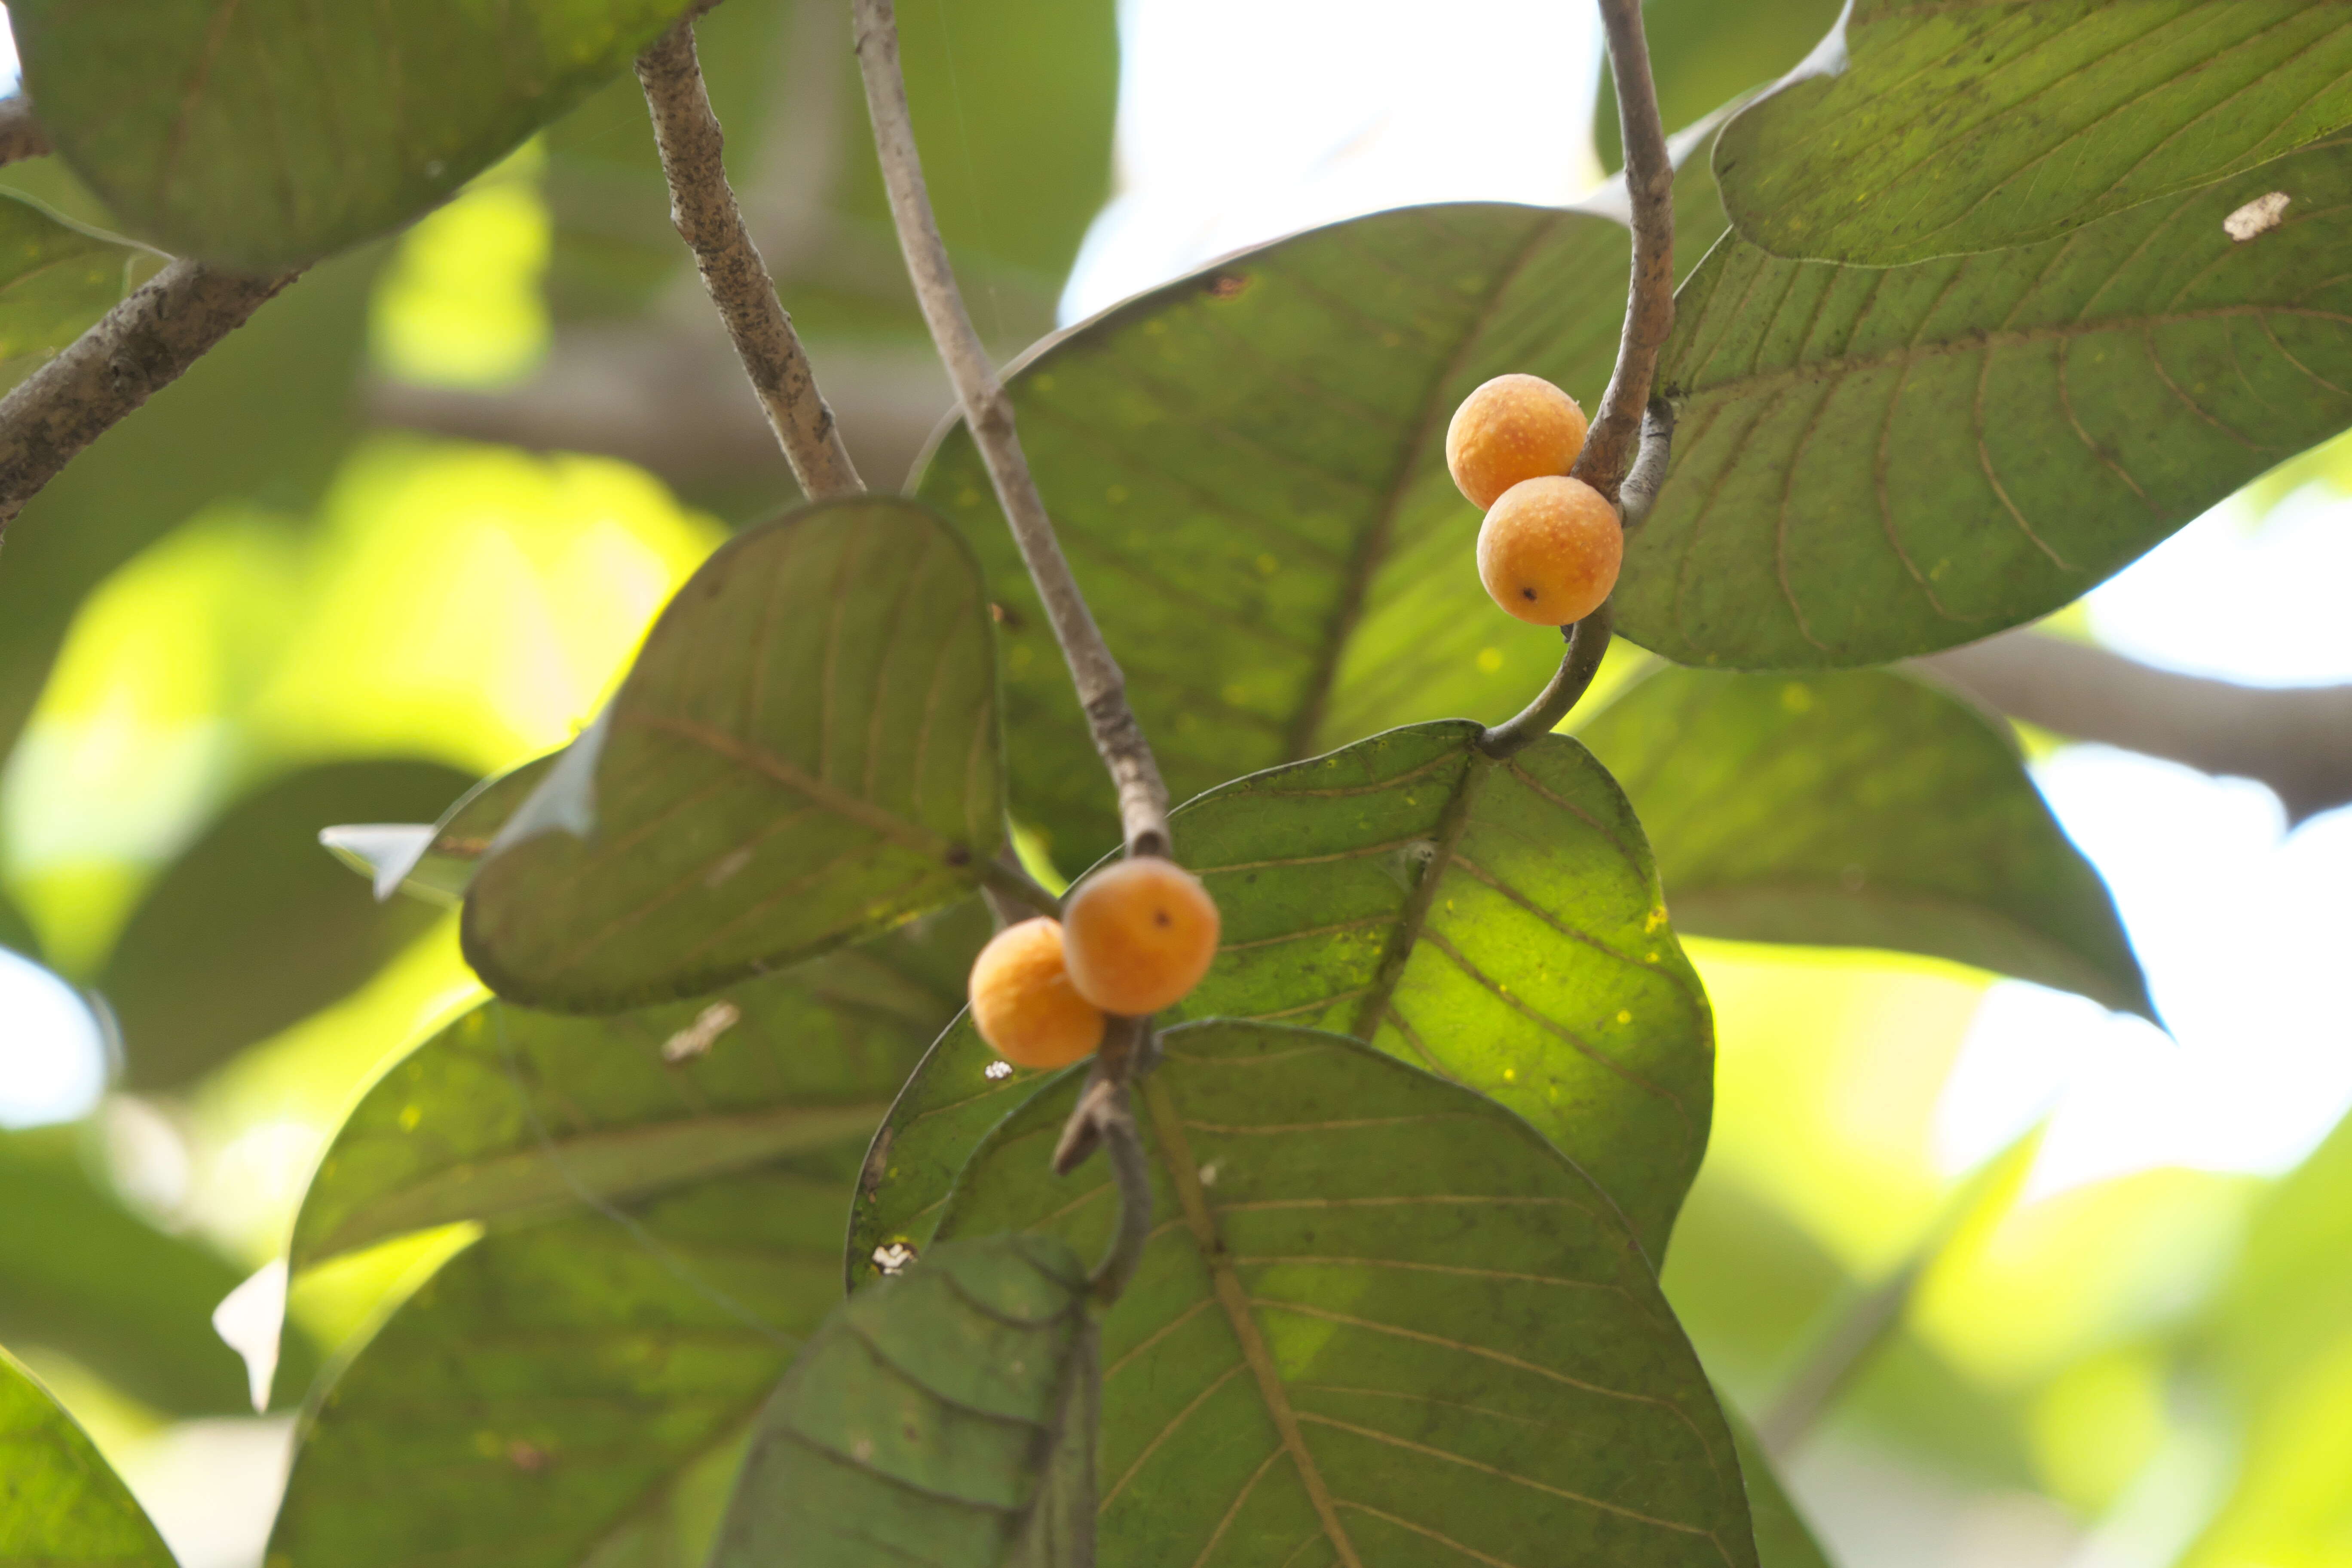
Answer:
[636, 17, 862, 498]
[853, 0, 1171, 859]
[1571, 0, 1675, 504]
[0, 97, 50, 167]
[1917, 630, 2352, 823]
[1480, 602, 1615, 757]
[0, 259, 296, 536]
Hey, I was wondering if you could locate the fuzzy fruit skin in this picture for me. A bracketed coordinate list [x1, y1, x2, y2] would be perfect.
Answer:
[968, 918, 1105, 1069]
[1476, 475, 1622, 626]
[1061, 858, 1221, 1015]
[1445, 373, 1589, 510]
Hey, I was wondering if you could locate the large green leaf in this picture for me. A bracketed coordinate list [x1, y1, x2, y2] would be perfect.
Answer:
[1625, 135, 2352, 668]
[1594, 0, 1841, 171]
[1715, 0, 2352, 266]
[0, 1346, 174, 1568]
[272, 910, 980, 1568]
[98, 759, 472, 1089]
[709, 1235, 1098, 1568]
[0, 1124, 319, 1415]
[1577, 667, 2150, 1015]
[460, 496, 1002, 1011]
[916, 164, 1730, 862]
[294, 900, 986, 1271]
[927, 1020, 1755, 1568]
[852, 721, 1712, 1282]
[0, 193, 143, 394]
[13, 0, 689, 269]
[0, 245, 378, 778]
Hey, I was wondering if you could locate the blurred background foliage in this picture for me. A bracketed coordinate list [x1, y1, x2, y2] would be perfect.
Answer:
[0, 2, 2347, 1566]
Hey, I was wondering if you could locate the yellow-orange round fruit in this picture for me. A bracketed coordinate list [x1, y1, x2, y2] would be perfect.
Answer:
[1476, 475, 1622, 626]
[1445, 373, 1589, 510]
[1061, 857, 1221, 1016]
[968, 917, 1105, 1069]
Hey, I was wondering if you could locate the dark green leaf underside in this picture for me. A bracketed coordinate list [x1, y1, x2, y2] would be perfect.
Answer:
[294, 901, 983, 1269]
[919, 162, 1729, 861]
[462, 497, 1002, 1012]
[852, 721, 1712, 1283]
[710, 1235, 1098, 1568]
[1624, 136, 2352, 668]
[14, 0, 686, 268]
[274, 911, 978, 1568]
[1577, 666, 2150, 1016]
[0, 1347, 174, 1568]
[932, 1021, 1757, 1568]
[1716, 0, 2352, 265]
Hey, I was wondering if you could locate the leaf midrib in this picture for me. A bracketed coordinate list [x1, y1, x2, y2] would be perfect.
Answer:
[1142, 1076, 1367, 1568]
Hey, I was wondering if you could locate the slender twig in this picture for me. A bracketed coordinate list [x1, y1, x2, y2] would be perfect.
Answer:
[636, 17, 862, 498]
[979, 851, 1062, 923]
[0, 259, 297, 536]
[1571, 0, 1675, 504]
[1089, 1096, 1154, 1303]
[853, 0, 1171, 859]
[0, 97, 49, 166]
[1052, 1015, 1144, 1176]
[1479, 602, 1615, 757]
[1617, 400, 1676, 529]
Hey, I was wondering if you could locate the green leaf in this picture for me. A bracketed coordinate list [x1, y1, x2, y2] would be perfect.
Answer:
[852, 721, 1712, 1281]
[0, 1124, 320, 1415]
[917, 162, 1730, 862]
[709, 1235, 1099, 1568]
[0, 1345, 174, 1568]
[272, 910, 981, 1568]
[13, 0, 689, 269]
[294, 900, 986, 1271]
[1714, 0, 2352, 266]
[460, 496, 1003, 1012]
[1625, 135, 2352, 668]
[1576, 667, 2150, 1015]
[928, 1020, 1756, 1568]
[1593, 0, 1841, 171]
[97, 759, 473, 1089]
[0, 193, 141, 394]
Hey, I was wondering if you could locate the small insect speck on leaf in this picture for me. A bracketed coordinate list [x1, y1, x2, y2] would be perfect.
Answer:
[662, 1001, 741, 1063]
[985, 1060, 1014, 1080]
[2225, 191, 2290, 242]
[1207, 273, 1248, 300]
[872, 1242, 917, 1276]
